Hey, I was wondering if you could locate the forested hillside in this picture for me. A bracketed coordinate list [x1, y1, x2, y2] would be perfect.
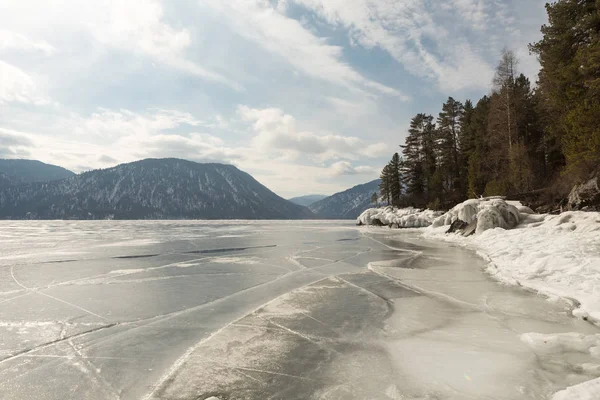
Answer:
[0, 159, 75, 183]
[0, 159, 314, 220]
[379, 0, 599, 211]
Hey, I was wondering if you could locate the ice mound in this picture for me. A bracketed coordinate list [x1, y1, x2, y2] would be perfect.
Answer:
[432, 197, 526, 234]
[357, 206, 443, 228]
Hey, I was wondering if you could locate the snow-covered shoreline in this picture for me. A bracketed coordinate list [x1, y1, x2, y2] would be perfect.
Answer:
[358, 199, 600, 325]
[359, 199, 600, 399]
[423, 205, 600, 325]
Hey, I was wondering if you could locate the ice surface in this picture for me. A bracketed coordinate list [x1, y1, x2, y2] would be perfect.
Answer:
[368, 233, 600, 400]
[0, 221, 598, 399]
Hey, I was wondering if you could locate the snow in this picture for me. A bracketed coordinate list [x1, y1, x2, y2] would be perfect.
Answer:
[357, 206, 443, 228]
[431, 196, 522, 233]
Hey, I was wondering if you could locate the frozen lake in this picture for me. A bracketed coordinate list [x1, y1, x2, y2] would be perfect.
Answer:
[0, 220, 598, 399]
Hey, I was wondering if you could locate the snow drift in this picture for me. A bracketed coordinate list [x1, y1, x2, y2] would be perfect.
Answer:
[357, 207, 443, 228]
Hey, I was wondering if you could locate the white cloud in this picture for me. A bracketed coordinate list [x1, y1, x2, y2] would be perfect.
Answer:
[121, 133, 241, 164]
[238, 105, 389, 160]
[66, 108, 203, 142]
[200, 0, 406, 98]
[90, 0, 240, 89]
[326, 96, 377, 117]
[288, 0, 520, 91]
[0, 0, 240, 89]
[0, 30, 55, 54]
[0, 108, 242, 171]
[329, 161, 376, 176]
[0, 61, 51, 105]
[0, 128, 35, 158]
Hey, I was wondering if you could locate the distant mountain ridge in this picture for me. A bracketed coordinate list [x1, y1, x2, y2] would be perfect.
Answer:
[288, 194, 328, 207]
[0, 159, 75, 183]
[0, 158, 313, 220]
[309, 179, 381, 219]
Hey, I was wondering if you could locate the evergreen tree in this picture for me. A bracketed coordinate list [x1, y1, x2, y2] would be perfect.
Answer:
[379, 164, 392, 205]
[436, 97, 464, 206]
[530, 0, 600, 178]
[400, 114, 437, 207]
[466, 96, 491, 197]
[389, 153, 402, 206]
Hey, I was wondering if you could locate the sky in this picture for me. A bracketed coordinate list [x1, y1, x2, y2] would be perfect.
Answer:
[0, 0, 549, 198]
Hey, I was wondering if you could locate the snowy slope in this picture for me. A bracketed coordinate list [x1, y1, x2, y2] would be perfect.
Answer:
[0, 159, 74, 183]
[288, 194, 327, 207]
[0, 158, 314, 220]
[309, 179, 381, 219]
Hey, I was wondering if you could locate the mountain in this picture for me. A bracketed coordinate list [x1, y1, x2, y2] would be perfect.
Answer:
[309, 179, 381, 219]
[0, 172, 16, 187]
[0, 158, 314, 220]
[0, 159, 75, 183]
[288, 194, 328, 207]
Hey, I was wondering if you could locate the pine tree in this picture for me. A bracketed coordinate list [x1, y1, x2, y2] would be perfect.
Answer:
[379, 164, 392, 205]
[389, 153, 402, 206]
[436, 97, 464, 206]
[466, 96, 491, 197]
[400, 114, 437, 207]
[530, 0, 600, 179]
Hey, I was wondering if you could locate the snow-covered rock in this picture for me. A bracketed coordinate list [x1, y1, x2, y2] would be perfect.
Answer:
[357, 206, 443, 228]
[432, 197, 523, 234]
